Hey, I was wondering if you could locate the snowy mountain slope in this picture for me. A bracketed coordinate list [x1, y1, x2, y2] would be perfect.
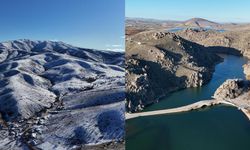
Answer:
[0, 39, 125, 149]
[37, 97, 124, 149]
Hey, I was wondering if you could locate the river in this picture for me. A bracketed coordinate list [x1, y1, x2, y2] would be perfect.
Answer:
[126, 54, 250, 150]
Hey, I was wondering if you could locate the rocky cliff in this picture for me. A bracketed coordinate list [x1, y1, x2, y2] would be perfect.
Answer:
[213, 79, 250, 119]
[213, 79, 250, 100]
[126, 31, 221, 112]
[243, 62, 250, 80]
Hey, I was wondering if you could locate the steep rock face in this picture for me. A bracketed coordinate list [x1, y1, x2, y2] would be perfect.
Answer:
[243, 62, 250, 80]
[213, 79, 250, 100]
[126, 31, 221, 112]
[126, 59, 154, 111]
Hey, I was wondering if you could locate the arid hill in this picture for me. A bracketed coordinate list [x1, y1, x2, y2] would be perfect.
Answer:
[177, 28, 250, 58]
[182, 18, 221, 28]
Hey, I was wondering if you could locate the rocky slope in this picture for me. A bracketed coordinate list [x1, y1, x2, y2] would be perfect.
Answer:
[126, 31, 221, 112]
[177, 28, 250, 58]
[244, 62, 250, 80]
[0, 39, 125, 149]
[213, 79, 250, 120]
[213, 79, 250, 100]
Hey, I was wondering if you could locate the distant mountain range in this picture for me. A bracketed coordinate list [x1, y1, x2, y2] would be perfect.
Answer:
[126, 17, 243, 25]
[126, 17, 250, 36]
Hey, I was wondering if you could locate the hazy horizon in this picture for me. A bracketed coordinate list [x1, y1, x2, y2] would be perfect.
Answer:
[126, 17, 250, 24]
[126, 0, 250, 23]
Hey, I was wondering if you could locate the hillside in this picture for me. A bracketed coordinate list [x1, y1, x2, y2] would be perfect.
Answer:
[176, 28, 250, 58]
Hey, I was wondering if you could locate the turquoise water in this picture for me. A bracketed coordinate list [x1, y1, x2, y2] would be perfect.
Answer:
[126, 55, 250, 150]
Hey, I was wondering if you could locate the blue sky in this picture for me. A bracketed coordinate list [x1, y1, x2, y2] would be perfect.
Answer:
[126, 0, 250, 23]
[0, 0, 124, 51]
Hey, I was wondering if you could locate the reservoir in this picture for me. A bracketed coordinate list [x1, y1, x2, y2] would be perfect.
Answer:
[126, 54, 250, 150]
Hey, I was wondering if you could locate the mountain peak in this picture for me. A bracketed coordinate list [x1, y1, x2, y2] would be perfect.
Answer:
[187, 17, 210, 21]
[183, 18, 219, 28]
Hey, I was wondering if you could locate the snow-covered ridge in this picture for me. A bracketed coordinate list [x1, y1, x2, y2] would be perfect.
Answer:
[0, 39, 124, 66]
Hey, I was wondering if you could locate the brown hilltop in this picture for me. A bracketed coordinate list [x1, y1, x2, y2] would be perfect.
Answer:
[183, 18, 220, 28]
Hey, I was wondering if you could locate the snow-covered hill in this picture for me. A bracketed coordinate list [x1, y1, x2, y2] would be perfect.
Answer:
[0, 39, 125, 149]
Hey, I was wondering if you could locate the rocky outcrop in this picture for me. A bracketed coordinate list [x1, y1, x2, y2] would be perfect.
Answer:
[212, 79, 250, 121]
[126, 31, 221, 112]
[125, 59, 154, 112]
[213, 79, 250, 100]
[243, 62, 250, 80]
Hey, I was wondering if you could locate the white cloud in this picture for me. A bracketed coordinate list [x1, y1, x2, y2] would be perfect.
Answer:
[106, 48, 124, 52]
[111, 44, 122, 47]
[106, 44, 123, 47]
[105, 43, 124, 51]
[105, 44, 123, 48]
[50, 38, 59, 42]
